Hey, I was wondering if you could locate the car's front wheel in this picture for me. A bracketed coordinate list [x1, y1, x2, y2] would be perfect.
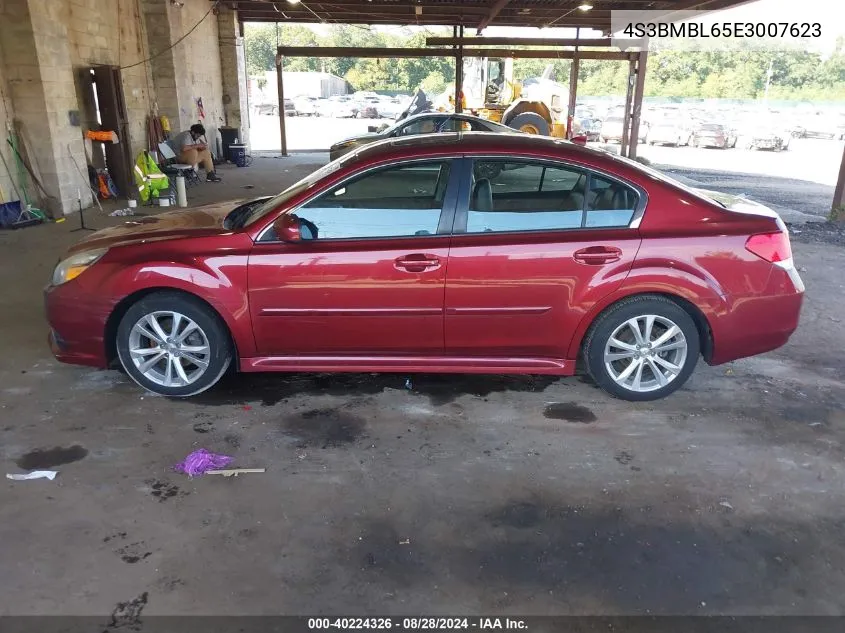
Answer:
[583, 296, 700, 401]
[116, 292, 232, 397]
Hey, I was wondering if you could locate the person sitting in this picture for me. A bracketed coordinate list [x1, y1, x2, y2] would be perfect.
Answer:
[168, 123, 221, 182]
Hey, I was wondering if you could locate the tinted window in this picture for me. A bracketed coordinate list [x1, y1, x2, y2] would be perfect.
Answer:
[466, 160, 638, 233]
[584, 175, 638, 227]
[467, 161, 586, 233]
[399, 118, 440, 135]
[440, 118, 472, 132]
[294, 161, 452, 240]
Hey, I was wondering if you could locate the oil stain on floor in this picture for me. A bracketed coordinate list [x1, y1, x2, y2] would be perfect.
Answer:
[543, 402, 597, 423]
[282, 407, 366, 449]
[194, 373, 560, 407]
[16, 445, 88, 469]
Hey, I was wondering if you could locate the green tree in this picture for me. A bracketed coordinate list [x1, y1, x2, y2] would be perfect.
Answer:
[420, 70, 447, 95]
[245, 23, 845, 103]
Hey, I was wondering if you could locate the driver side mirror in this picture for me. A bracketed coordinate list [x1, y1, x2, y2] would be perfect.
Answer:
[273, 213, 302, 242]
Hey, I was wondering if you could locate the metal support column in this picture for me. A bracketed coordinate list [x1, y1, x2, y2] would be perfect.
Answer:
[834, 143, 845, 215]
[454, 25, 464, 114]
[566, 28, 580, 139]
[628, 50, 648, 159]
[276, 51, 287, 157]
[620, 58, 635, 157]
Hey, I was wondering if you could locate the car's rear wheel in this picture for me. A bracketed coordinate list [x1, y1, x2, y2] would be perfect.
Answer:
[583, 296, 700, 401]
[116, 292, 232, 397]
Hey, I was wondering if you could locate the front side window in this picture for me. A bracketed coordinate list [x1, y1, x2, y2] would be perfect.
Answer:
[465, 160, 638, 234]
[293, 161, 452, 240]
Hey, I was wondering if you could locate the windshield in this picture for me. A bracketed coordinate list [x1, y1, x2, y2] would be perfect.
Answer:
[228, 159, 349, 229]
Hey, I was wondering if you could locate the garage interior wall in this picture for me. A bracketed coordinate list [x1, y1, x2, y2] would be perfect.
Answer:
[0, 0, 239, 216]
[0, 42, 16, 205]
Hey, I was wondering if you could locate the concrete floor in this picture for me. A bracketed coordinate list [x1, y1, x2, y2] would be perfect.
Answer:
[2, 157, 845, 618]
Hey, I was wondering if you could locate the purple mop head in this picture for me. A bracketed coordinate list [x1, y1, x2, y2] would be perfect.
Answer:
[174, 449, 233, 477]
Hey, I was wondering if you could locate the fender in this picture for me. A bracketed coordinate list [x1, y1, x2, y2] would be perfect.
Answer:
[565, 264, 729, 361]
[95, 251, 258, 360]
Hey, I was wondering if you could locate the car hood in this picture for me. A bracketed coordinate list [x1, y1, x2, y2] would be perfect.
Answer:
[331, 133, 384, 148]
[67, 199, 245, 255]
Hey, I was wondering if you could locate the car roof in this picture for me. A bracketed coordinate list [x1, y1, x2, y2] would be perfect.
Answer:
[345, 131, 626, 171]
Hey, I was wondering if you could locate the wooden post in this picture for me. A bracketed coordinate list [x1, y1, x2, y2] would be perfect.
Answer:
[276, 51, 287, 157]
[628, 50, 648, 159]
[620, 58, 635, 157]
[566, 28, 580, 139]
[454, 25, 464, 114]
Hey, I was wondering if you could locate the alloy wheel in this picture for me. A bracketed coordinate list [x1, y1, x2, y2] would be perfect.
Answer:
[603, 314, 688, 393]
[127, 311, 211, 388]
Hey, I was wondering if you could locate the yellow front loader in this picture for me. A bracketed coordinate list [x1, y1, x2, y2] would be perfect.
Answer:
[458, 57, 568, 138]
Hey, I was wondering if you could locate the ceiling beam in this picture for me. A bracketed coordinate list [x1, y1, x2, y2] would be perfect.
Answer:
[426, 37, 613, 47]
[240, 11, 608, 27]
[477, 0, 513, 34]
[277, 45, 637, 60]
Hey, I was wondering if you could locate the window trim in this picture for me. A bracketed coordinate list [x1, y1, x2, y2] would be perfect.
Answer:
[454, 156, 648, 236]
[256, 157, 461, 243]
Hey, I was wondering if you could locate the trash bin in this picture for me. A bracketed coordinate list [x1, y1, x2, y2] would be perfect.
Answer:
[219, 126, 239, 162]
[229, 144, 247, 168]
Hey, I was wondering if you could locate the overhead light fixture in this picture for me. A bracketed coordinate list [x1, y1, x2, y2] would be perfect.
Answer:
[286, 0, 301, 4]
[577, 2, 593, 10]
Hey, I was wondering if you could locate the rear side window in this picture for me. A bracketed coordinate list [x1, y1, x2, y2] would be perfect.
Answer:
[294, 161, 452, 240]
[585, 175, 638, 228]
[466, 160, 638, 234]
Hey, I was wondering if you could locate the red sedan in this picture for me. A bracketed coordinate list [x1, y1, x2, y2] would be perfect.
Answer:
[45, 133, 804, 401]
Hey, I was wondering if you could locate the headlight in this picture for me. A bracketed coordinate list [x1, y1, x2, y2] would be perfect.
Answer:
[51, 248, 107, 286]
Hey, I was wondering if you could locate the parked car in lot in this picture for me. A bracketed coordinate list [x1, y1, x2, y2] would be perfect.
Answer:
[790, 114, 838, 139]
[293, 96, 318, 117]
[647, 119, 692, 146]
[45, 133, 803, 402]
[600, 117, 647, 144]
[576, 116, 602, 142]
[329, 112, 516, 160]
[357, 104, 379, 119]
[255, 102, 278, 116]
[741, 121, 791, 151]
[691, 122, 737, 148]
[320, 95, 358, 118]
[376, 97, 406, 120]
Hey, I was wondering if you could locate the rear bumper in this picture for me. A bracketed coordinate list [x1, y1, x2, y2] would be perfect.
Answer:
[44, 283, 112, 368]
[708, 262, 804, 365]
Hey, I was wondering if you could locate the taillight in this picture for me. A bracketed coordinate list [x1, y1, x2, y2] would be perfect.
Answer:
[745, 231, 792, 263]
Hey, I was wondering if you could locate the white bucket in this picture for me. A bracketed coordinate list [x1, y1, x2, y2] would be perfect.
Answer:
[158, 197, 171, 207]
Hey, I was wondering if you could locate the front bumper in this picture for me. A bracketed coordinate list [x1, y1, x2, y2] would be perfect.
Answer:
[44, 282, 113, 368]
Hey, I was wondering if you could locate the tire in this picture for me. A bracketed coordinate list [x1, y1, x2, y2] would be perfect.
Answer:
[509, 112, 550, 136]
[582, 295, 700, 401]
[116, 291, 232, 397]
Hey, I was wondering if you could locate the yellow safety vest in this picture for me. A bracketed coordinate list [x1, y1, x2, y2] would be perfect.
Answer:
[133, 151, 170, 203]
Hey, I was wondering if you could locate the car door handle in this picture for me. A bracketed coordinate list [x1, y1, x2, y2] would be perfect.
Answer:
[395, 254, 441, 273]
[573, 246, 623, 265]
